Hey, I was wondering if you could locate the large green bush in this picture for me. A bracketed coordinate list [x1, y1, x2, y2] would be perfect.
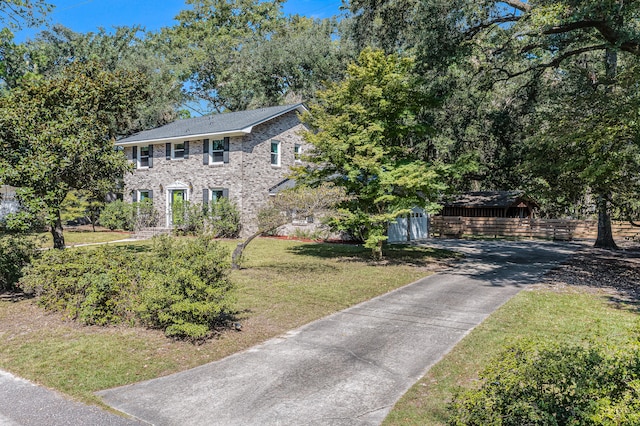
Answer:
[173, 199, 241, 238]
[0, 234, 39, 292]
[98, 200, 133, 231]
[205, 197, 241, 238]
[19, 236, 234, 340]
[137, 236, 234, 340]
[448, 339, 640, 425]
[20, 246, 140, 325]
[98, 199, 159, 231]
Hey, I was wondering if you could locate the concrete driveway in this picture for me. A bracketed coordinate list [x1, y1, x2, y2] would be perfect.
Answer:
[97, 239, 580, 426]
[0, 369, 143, 426]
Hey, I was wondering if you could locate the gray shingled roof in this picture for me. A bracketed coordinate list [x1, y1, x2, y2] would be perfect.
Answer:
[444, 191, 538, 208]
[117, 104, 306, 145]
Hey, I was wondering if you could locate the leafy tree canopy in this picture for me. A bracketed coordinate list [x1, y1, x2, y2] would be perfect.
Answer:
[0, 60, 150, 248]
[157, 0, 352, 112]
[2, 24, 184, 131]
[296, 48, 475, 257]
[0, 0, 51, 29]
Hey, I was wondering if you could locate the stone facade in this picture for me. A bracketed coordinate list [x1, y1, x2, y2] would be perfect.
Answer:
[122, 111, 306, 236]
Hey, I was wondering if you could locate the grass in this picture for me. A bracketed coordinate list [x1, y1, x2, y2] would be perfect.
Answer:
[383, 288, 640, 425]
[34, 228, 131, 248]
[0, 237, 454, 407]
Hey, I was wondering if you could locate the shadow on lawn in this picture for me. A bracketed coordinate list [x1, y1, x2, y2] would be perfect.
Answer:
[287, 242, 460, 267]
[541, 247, 640, 312]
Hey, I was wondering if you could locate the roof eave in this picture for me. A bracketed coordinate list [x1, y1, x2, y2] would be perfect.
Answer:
[115, 129, 251, 147]
[115, 103, 307, 147]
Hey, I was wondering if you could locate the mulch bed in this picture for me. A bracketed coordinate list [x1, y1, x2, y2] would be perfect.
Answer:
[538, 243, 640, 304]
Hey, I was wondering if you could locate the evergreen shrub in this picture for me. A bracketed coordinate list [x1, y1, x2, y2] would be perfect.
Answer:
[19, 236, 234, 340]
[448, 339, 640, 425]
[0, 234, 39, 292]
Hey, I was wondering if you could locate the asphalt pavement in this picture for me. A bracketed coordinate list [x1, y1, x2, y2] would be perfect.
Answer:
[95, 239, 580, 426]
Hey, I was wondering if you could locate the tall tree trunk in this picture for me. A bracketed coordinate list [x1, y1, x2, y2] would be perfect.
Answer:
[51, 211, 66, 250]
[592, 49, 620, 250]
[594, 195, 618, 249]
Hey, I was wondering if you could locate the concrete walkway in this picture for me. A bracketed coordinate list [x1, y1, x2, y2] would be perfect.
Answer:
[96, 239, 580, 426]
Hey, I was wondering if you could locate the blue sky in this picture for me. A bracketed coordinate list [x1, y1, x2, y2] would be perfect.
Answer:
[15, 0, 344, 42]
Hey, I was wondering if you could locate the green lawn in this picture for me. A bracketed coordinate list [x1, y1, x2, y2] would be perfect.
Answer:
[383, 288, 640, 425]
[0, 237, 453, 406]
[34, 229, 131, 248]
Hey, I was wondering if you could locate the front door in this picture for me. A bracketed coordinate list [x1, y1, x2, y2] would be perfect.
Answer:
[170, 189, 186, 226]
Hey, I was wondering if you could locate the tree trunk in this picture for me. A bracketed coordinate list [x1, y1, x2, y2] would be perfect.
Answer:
[231, 231, 262, 270]
[51, 212, 66, 250]
[594, 195, 618, 249]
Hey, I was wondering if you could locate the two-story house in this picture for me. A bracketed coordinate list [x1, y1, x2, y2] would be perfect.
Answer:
[116, 104, 308, 236]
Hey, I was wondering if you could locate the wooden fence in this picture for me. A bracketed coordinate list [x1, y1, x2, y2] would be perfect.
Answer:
[430, 217, 640, 241]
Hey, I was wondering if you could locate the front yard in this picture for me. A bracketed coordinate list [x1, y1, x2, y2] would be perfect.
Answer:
[384, 247, 640, 425]
[0, 237, 453, 406]
[2, 233, 638, 423]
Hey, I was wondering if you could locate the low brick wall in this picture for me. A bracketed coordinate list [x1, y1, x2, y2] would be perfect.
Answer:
[430, 217, 640, 241]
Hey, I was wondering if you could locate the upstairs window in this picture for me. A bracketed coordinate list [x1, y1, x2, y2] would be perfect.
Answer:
[166, 141, 189, 160]
[132, 145, 153, 169]
[271, 140, 281, 166]
[173, 143, 185, 159]
[212, 140, 224, 163]
[203, 138, 230, 165]
[139, 146, 150, 168]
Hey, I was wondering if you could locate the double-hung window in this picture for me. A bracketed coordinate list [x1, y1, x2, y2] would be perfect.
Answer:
[133, 189, 153, 203]
[212, 140, 225, 163]
[173, 143, 185, 159]
[294, 144, 302, 162]
[203, 138, 230, 165]
[166, 141, 189, 160]
[203, 188, 228, 205]
[271, 140, 281, 166]
[139, 146, 150, 168]
[132, 145, 153, 169]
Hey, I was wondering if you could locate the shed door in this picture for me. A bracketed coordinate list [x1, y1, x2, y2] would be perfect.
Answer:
[409, 208, 428, 240]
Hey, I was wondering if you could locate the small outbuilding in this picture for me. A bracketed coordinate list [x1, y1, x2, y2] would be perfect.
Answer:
[440, 191, 538, 218]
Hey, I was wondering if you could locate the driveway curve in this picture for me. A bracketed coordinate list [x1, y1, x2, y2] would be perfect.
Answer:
[98, 239, 581, 426]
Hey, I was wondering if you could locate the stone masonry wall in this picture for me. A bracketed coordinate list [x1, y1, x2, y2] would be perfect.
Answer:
[122, 111, 306, 237]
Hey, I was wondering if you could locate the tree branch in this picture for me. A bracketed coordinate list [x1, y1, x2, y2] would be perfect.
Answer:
[464, 16, 521, 39]
[542, 20, 605, 35]
[539, 19, 640, 56]
[494, 44, 608, 81]
[502, 0, 531, 13]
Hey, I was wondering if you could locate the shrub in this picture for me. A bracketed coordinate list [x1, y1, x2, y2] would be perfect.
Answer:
[173, 199, 241, 238]
[19, 235, 235, 341]
[172, 201, 204, 236]
[20, 246, 140, 325]
[0, 234, 39, 292]
[137, 236, 234, 340]
[131, 199, 160, 230]
[99, 200, 160, 231]
[99, 200, 133, 231]
[448, 339, 640, 425]
[204, 197, 241, 238]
